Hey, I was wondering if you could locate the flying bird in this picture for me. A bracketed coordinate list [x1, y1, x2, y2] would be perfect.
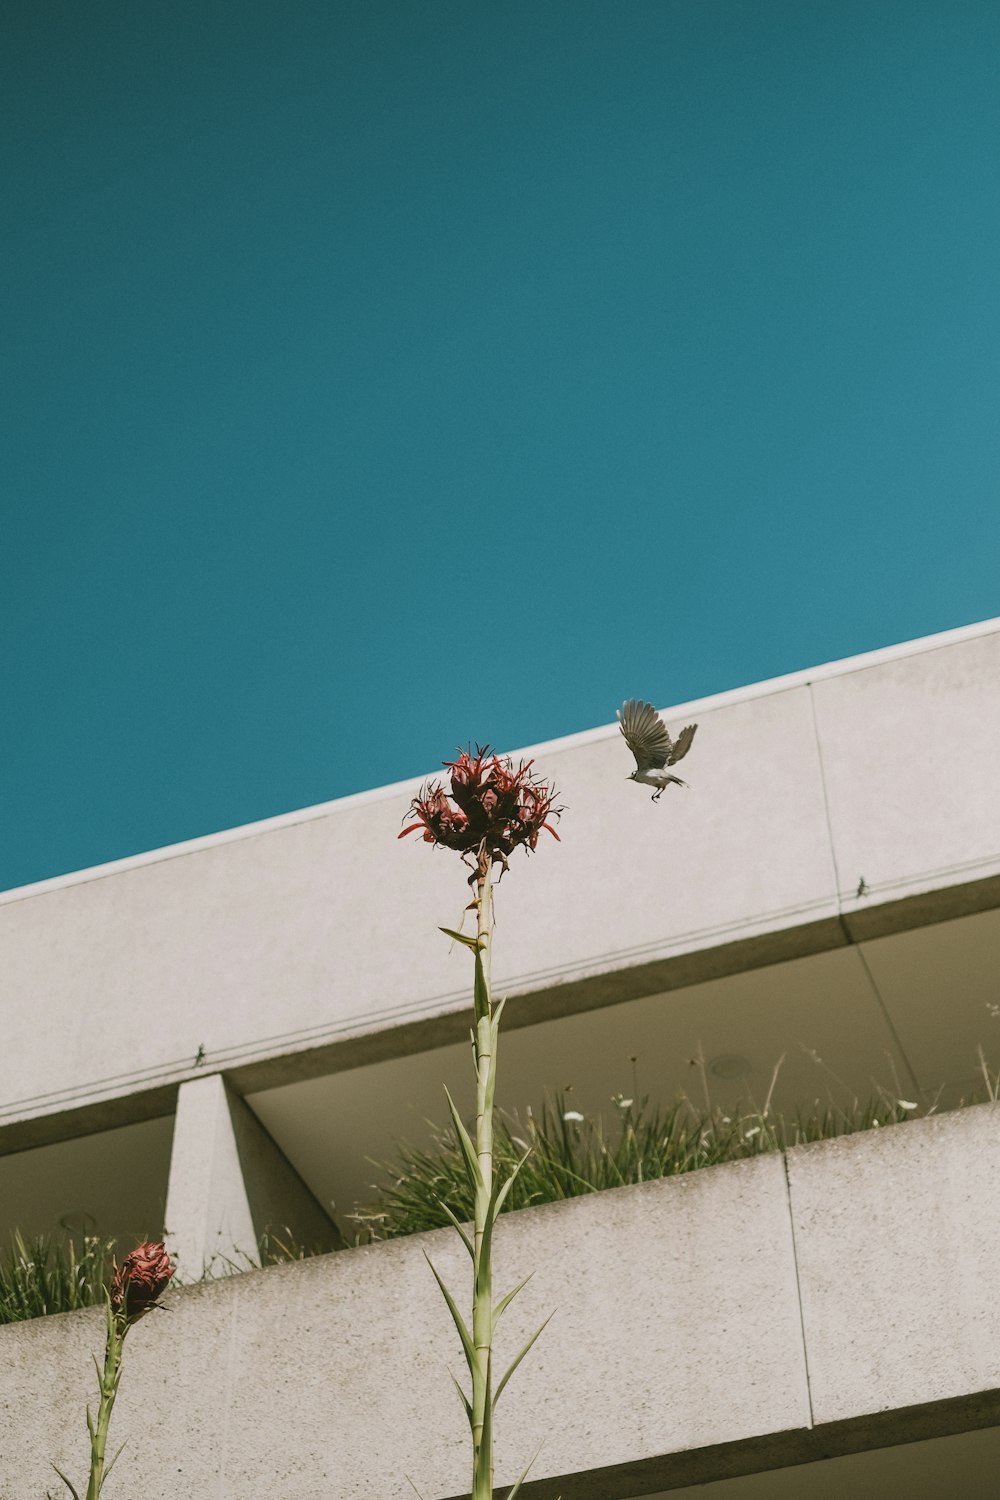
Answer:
[617, 699, 698, 801]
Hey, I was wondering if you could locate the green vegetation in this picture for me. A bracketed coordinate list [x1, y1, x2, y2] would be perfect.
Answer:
[7, 1055, 998, 1323]
[349, 1048, 1000, 1243]
[0, 1227, 309, 1328]
[347, 1088, 920, 1242]
[0, 1230, 118, 1326]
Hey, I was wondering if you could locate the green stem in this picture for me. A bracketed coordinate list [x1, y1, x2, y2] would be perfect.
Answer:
[86, 1305, 126, 1500]
[471, 857, 494, 1500]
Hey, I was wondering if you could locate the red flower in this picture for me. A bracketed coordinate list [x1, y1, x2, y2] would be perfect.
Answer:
[399, 748, 561, 875]
[111, 1241, 175, 1324]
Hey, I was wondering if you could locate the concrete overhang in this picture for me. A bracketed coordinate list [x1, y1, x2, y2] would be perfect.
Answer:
[3, 1104, 999, 1498]
[1, 616, 999, 1158]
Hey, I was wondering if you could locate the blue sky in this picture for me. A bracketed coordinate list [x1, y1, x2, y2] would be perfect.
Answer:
[2, 1, 998, 892]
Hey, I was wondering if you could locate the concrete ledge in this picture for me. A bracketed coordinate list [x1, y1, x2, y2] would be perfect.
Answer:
[2, 1105, 998, 1498]
[511, 1390, 1000, 1499]
[3, 624, 1000, 1154]
[788, 1105, 1000, 1426]
[4, 860, 999, 1159]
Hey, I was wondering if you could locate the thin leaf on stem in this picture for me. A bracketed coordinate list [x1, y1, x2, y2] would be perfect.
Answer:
[448, 1368, 474, 1427]
[424, 1252, 476, 1375]
[437, 1201, 475, 1259]
[439, 927, 480, 952]
[490, 1150, 532, 1225]
[493, 1312, 556, 1408]
[492, 1272, 533, 1328]
[100, 1438, 128, 1488]
[504, 1442, 543, 1500]
[50, 1466, 82, 1500]
[443, 1087, 483, 1192]
[473, 950, 489, 1022]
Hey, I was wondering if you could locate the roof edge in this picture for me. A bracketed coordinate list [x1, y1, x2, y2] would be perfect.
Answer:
[3, 613, 997, 906]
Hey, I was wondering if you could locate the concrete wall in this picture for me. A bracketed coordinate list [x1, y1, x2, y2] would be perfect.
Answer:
[2, 1104, 999, 1499]
[163, 1074, 342, 1277]
[2, 619, 999, 1154]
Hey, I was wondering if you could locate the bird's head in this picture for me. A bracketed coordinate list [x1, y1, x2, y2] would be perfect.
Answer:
[626, 771, 637, 782]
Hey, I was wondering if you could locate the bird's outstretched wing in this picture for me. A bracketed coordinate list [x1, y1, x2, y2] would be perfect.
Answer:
[668, 722, 697, 765]
[618, 699, 673, 772]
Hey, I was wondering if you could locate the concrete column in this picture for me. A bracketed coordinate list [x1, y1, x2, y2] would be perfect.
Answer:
[164, 1073, 341, 1280]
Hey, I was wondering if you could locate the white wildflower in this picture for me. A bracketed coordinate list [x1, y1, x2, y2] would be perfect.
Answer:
[563, 1109, 584, 1123]
[897, 1099, 918, 1111]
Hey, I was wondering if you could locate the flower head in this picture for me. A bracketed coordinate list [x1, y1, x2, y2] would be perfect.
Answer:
[111, 1241, 175, 1324]
[399, 747, 561, 875]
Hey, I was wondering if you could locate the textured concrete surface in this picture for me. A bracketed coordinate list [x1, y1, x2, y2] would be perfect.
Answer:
[3, 618, 999, 1153]
[813, 626, 1000, 912]
[164, 1074, 339, 1279]
[787, 1102, 1000, 1426]
[0, 1150, 807, 1499]
[3, 1107, 1000, 1499]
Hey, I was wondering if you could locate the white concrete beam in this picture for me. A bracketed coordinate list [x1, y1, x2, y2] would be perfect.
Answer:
[164, 1073, 339, 1279]
[5, 1105, 1000, 1498]
[2, 618, 999, 1152]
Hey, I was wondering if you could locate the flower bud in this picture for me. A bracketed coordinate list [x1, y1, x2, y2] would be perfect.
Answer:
[399, 748, 561, 873]
[111, 1241, 175, 1324]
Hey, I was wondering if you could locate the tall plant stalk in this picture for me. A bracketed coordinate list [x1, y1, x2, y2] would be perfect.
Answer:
[52, 1242, 174, 1500]
[428, 855, 548, 1500]
[470, 860, 495, 1493]
[400, 749, 561, 1500]
[57, 1297, 126, 1500]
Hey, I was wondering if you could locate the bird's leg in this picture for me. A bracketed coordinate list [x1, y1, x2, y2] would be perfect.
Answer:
[651, 788, 662, 803]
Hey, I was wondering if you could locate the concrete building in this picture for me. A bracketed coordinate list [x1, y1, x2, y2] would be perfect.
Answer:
[2, 617, 1000, 1497]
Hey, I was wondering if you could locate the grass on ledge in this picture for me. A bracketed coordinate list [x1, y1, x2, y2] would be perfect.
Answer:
[0, 1228, 311, 1328]
[347, 1086, 922, 1242]
[5, 1054, 997, 1319]
[349, 1045, 1000, 1244]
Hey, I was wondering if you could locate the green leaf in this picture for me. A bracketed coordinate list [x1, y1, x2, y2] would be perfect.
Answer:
[99, 1439, 128, 1491]
[439, 926, 480, 952]
[504, 1443, 543, 1499]
[50, 1465, 82, 1500]
[423, 1252, 476, 1375]
[478, 1149, 531, 1290]
[448, 1368, 474, 1427]
[443, 1087, 483, 1192]
[437, 1200, 474, 1259]
[492, 1272, 533, 1329]
[474, 950, 490, 1021]
[490, 1149, 532, 1225]
[493, 1311, 555, 1408]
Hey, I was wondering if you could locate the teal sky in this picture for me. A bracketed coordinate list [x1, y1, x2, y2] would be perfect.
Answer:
[2, 1, 999, 892]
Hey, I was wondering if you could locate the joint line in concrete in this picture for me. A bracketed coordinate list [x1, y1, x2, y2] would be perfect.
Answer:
[851, 942, 923, 1101]
[782, 1148, 815, 1431]
[806, 679, 845, 907]
[217, 1284, 239, 1499]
